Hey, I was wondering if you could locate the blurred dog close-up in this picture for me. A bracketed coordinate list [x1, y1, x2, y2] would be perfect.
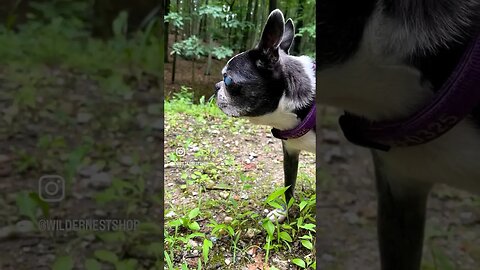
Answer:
[317, 0, 480, 269]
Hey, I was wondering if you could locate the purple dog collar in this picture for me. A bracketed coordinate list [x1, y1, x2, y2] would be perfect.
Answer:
[339, 32, 480, 151]
[272, 105, 316, 140]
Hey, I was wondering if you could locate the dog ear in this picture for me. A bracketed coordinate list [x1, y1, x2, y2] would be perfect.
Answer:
[280, 19, 295, 54]
[258, 9, 285, 58]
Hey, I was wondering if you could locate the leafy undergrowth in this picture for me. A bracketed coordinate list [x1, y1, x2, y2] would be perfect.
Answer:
[0, 11, 164, 270]
[164, 89, 316, 269]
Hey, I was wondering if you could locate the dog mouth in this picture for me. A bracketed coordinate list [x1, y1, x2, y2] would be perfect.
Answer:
[219, 106, 241, 117]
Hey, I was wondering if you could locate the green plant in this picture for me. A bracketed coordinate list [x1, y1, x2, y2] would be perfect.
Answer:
[165, 208, 205, 265]
[171, 36, 205, 82]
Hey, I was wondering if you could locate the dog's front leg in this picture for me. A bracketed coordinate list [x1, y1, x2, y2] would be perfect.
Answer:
[267, 141, 300, 222]
[373, 152, 431, 270]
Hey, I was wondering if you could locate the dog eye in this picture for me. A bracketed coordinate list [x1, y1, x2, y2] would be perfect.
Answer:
[223, 75, 233, 86]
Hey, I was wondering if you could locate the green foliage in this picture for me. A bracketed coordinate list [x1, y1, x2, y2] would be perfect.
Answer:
[297, 24, 316, 39]
[197, 5, 224, 18]
[29, 0, 92, 22]
[261, 186, 316, 268]
[52, 255, 74, 270]
[16, 192, 40, 225]
[211, 46, 234, 60]
[112, 10, 129, 38]
[84, 258, 102, 270]
[171, 35, 205, 59]
[165, 12, 184, 29]
[0, 11, 161, 80]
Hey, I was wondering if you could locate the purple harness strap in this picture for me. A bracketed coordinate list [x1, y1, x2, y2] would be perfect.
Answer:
[271, 105, 316, 140]
[339, 32, 480, 151]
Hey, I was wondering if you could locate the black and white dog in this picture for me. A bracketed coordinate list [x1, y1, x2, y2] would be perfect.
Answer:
[215, 10, 316, 221]
[318, 1, 480, 269]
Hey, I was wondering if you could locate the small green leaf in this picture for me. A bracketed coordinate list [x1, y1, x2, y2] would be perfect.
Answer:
[292, 258, 306, 268]
[287, 197, 295, 208]
[85, 258, 101, 270]
[96, 231, 126, 243]
[114, 259, 137, 270]
[169, 219, 182, 227]
[164, 251, 173, 269]
[94, 250, 118, 264]
[300, 223, 316, 231]
[16, 192, 38, 222]
[265, 186, 289, 203]
[188, 221, 200, 231]
[262, 219, 275, 237]
[267, 201, 283, 209]
[299, 201, 308, 211]
[226, 226, 234, 237]
[301, 240, 313, 250]
[28, 192, 50, 217]
[202, 239, 213, 263]
[52, 255, 74, 270]
[188, 207, 200, 219]
[188, 232, 205, 238]
[279, 231, 293, 242]
[197, 258, 202, 270]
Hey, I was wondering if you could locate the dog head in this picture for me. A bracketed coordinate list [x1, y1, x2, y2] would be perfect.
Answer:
[215, 9, 296, 117]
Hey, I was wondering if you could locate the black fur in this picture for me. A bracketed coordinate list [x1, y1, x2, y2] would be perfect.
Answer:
[316, 0, 376, 70]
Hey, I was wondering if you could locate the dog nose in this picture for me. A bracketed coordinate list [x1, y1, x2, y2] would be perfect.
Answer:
[215, 82, 222, 91]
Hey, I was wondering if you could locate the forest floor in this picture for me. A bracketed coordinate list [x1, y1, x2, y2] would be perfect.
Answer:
[0, 23, 164, 269]
[0, 66, 164, 269]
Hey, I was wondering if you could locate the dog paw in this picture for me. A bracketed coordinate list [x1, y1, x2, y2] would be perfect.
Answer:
[267, 208, 287, 223]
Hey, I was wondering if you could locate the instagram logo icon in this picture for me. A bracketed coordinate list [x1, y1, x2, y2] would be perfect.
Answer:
[38, 175, 65, 202]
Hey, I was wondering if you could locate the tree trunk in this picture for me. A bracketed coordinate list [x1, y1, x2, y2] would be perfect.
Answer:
[92, 0, 158, 38]
[171, 28, 178, 83]
[250, 0, 259, 47]
[171, 0, 179, 84]
[205, 16, 213, 75]
[269, 0, 277, 12]
[192, 58, 195, 83]
[292, 0, 305, 55]
[242, 0, 254, 51]
[160, 0, 165, 95]
[183, 0, 190, 38]
[226, 0, 235, 49]
[164, 0, 170, 62]
[259, 0, 266, 33]
[201, 0, 209, 41]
